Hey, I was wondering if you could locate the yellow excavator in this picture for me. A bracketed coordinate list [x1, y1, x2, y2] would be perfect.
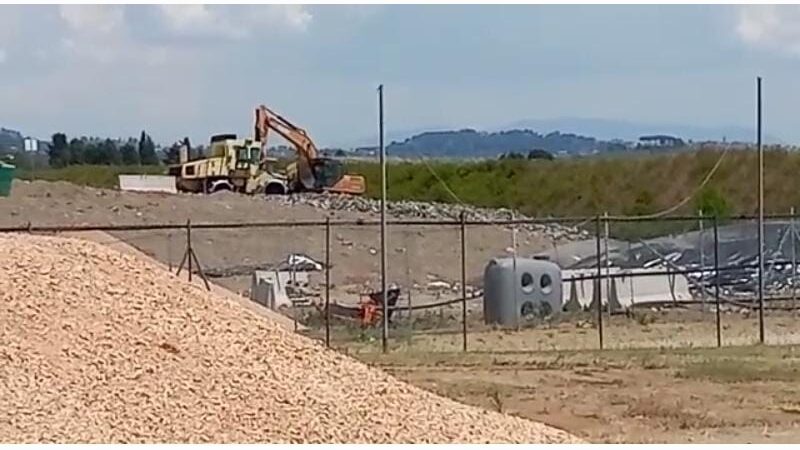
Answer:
[254, 105, 366, 195]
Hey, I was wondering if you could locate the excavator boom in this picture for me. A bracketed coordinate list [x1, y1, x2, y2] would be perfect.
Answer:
[254, 105, 365, 195]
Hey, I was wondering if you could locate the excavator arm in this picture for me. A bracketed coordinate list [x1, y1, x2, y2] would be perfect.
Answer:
[254, 105, 366, 195]
[255, 105, 320, 160]
[255, 105, 318, 190]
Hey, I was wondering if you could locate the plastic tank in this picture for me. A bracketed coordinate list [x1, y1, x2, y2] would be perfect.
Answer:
[483, 257, 562, 326]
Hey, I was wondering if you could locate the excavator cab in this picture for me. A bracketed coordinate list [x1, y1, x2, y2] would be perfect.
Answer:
[310, 158, 345, 189]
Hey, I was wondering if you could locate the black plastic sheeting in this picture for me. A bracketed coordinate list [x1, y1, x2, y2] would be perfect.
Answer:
[565, 220, 800, 299]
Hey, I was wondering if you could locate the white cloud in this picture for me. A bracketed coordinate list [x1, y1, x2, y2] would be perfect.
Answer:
[57, 5, 129, 63]
[0, 49, 6, 64]
[736, 5, 800, 56]
[59, 5, 124, 35]
[155, 5, 313, 40]
[250, 5, 313, 32]
[156, 5, 246, 39]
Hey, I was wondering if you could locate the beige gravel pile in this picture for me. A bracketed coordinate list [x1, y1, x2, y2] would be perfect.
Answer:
[0, 233, 581, 443]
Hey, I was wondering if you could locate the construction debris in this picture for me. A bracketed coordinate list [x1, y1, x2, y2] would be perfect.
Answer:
[0, 234, 580, 443]
[269, 193, 589, 242]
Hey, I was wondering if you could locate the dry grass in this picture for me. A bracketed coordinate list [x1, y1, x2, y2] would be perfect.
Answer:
[350, 148, 800, 222]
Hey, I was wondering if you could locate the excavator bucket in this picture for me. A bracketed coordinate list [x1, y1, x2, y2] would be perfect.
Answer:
[331, 175, 366, 195]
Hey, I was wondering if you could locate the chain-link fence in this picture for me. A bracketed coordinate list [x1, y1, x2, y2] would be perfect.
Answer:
[7, 212, 800, 354]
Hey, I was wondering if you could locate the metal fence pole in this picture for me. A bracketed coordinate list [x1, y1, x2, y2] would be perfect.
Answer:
[511, 210, 519, 331]
[699, 209, 706, 313]
[792, 207, 797, 312]
[714, 216, 722, 348]
[460, 211, 468, 352]
[325, 217, 331, 348]
[378, 84, 389, 354]
[603, 211, 611, 316]
[404, 230, 413, 325]
[595, 215, 604, 350]
[757, 76, 765, 344]
[187, 219, 192, 283]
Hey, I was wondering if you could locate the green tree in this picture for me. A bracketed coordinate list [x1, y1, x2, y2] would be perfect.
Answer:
[68, 138, 85, 165]
[694, 186, 731, 219]
[138, 130, 158, 165]
[120, 139, 139, 165]
[82, 139, 102, 165]
[49, 133, 70, 168]
[527, 149, 554, 161]
[102, 139, 122, 165]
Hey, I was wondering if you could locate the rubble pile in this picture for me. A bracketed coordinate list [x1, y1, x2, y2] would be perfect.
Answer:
[271, 193, 590, 242]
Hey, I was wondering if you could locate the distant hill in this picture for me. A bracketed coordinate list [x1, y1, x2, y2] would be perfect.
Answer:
[386, 128, 626, 157]
[501, 117, 779, 145]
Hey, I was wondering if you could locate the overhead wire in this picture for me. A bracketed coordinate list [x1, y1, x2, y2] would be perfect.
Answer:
[606, 146, 732, 220]
[409, 146, 733, 230]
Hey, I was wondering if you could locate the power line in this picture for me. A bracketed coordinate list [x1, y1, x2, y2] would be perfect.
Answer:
[410, 145, 732, 230]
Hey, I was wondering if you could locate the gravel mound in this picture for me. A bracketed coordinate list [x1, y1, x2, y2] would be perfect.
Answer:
[269, 193, 589, 242]
[0, 234, 581, 443]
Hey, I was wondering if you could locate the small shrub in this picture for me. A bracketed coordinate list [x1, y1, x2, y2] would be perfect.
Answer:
[694, 186, 731, 219]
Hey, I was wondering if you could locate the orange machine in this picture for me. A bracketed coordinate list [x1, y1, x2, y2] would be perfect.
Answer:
[357, 285, 401, 327]
[254, 105, 366, 195]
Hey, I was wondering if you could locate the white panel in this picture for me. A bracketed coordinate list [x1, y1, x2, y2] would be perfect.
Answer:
[118, 175, 177, 194]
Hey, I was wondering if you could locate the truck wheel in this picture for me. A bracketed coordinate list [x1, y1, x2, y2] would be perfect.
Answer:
[264, 183, 286, 195]
[208, 180, 232, 193]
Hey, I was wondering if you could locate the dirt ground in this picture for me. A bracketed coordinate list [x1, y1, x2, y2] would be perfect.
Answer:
[0, 180, 559, 302]
[304, 308, 800, 443]
[358, 345, 800, 443]
[304, 306, 800, 354]
[6, 179, 800, 443]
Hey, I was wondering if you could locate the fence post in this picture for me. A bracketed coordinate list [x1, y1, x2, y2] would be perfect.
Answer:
[325, 216, 331, 348]
[595, 215, 604, 350]
[511, 210, 519, 331]
[714, 215, 722, 348]
[698, 209, 706, 313]
[187, 219, 192, 283]
[603, 211, 611, 317]
[792, 207, 797, 312]
[460, 211, 468, 352]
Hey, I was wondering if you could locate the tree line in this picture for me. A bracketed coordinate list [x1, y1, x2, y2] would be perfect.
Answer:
[48, 131, 160, 168]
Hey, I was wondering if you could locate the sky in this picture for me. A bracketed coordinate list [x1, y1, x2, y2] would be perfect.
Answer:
[2, 4, 800, 147]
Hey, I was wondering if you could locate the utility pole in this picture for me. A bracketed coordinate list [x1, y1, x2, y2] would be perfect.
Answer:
[757, 76, 765, 344]
[378, 84, 389, 353]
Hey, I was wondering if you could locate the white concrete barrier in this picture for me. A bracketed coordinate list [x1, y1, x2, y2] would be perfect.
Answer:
[563, 266, 693, 309]
[118, 175, 177, 194]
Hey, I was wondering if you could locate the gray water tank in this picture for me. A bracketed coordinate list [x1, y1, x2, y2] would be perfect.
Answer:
[483, 257, 562, 326]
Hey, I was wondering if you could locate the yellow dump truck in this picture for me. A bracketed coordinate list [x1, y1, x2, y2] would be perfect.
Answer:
[168, 134, 288, 195]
